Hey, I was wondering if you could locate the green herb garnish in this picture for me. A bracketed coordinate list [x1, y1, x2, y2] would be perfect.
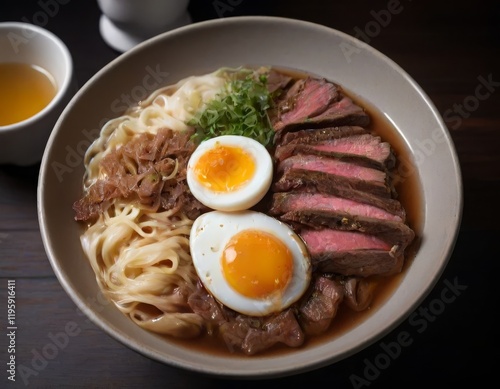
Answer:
[188, 72, 275, 146]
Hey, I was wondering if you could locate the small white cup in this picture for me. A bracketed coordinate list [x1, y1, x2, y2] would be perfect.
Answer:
[97, 0, 192, 52]
[0, 22, 76, 166]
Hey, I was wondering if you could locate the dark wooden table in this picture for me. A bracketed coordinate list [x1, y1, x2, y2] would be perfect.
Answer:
[1, 1, 499, 387]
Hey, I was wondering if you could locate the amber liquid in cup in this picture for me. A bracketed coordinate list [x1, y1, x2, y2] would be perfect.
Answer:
[0, 62, 57, 126]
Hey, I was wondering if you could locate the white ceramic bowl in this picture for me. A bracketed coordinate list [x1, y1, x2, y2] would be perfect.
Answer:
[97, 0, 192, 52]
[0, 22, 76, 166]
[37, 16, 462, 378]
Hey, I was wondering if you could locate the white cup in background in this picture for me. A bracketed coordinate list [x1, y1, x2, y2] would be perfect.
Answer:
[97, 0, 192, 52]
[0, 22, 76, 166]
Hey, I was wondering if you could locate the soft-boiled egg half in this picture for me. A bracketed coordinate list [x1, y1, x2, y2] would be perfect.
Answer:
[190, 210, 312, 317]
[186, 135, 273, 211]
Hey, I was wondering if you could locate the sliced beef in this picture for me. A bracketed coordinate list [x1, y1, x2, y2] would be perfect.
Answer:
[300, 228, 403, 277]
[314, 250, 404, 277]
[277, 154, 387, 184]
[275, 133, 395, 170]
[303, 228, 392, 252]
[270, 192, 403, 222]
[273, 170, 406, 219]
[277, 155, 392, 198]
[271, 77, 370, 133]
[265, 69, 293, 94]
[280, 209, 415, 248]
[273, 76, 306, 106]
[301, 95, 370, 129]
[298, 276, 344, 336]
[270, 77, 340, 131]
[277, 125, 368, 146]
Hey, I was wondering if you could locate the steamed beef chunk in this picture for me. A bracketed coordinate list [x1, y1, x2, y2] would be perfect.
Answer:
[188, 284, 304, 355]
[187, 283, 228, 331]
[220, 309, 304, 355]
[270, 77, 370, 136]
[298, 275, 344, 336]
[188, 279, 345, 354]
[342, 277, 377, 312]
[73, 128, 208, 221]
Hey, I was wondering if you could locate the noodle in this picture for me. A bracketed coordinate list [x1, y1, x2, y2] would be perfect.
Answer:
[78, 69, 230, 338]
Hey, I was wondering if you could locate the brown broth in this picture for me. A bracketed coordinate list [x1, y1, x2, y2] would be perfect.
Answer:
[164, 69, 423, 357]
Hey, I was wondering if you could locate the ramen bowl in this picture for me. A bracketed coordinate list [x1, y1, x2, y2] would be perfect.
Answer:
[0, 22, 76, 166]
[37, 16, 462, 378]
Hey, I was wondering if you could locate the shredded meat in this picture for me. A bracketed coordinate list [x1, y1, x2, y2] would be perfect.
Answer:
[73, 128, 208, 221]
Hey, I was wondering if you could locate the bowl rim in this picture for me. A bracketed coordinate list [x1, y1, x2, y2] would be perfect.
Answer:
[37, 15, 463, 378]
[0, 21, 74, 132]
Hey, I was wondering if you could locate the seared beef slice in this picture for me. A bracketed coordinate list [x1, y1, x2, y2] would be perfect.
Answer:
[271, 77, 370, 134]
[268, 74, 415, 279]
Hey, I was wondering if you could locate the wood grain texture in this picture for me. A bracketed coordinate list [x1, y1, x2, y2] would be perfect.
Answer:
[1, 0, 499, 387]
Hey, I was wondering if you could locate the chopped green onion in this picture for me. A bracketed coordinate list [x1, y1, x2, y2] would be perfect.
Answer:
[188, 71, 275, 146]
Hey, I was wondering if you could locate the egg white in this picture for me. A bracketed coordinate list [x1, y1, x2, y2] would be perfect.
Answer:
[186, 135, 273, 212]
[190, 210, 312, 317]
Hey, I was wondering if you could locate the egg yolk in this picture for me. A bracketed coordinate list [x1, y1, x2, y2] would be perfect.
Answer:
[194, 144, 255, 192]
[221, 229, 293, 299]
